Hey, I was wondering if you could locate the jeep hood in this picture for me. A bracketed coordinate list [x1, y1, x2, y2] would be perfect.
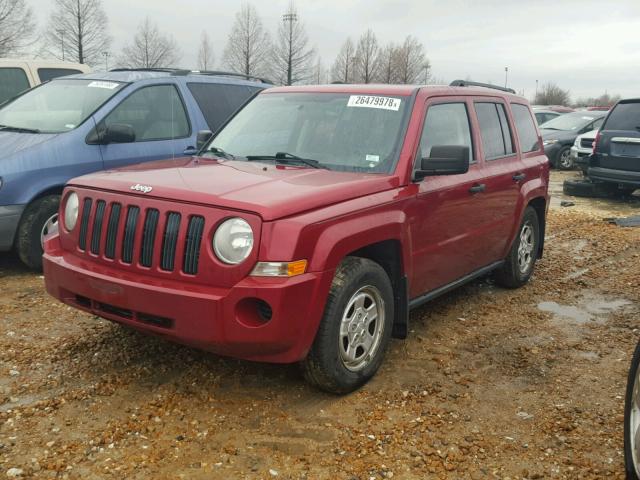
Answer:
[69, 157, 400, 221]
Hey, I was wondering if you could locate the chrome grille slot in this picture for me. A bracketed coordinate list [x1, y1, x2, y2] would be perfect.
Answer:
[104, 203, 121, 259]
[78, 198, 92, 251]
[183, 216, 204, 275]
[140, 209, 159, 267]
[122, 206, 140, 264]
[161, 212, 181, 271]
[90, 200, 106, 255]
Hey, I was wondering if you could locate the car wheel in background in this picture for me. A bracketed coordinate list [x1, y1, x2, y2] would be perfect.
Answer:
[302, 257, 394, 394]
[556, 147, 574, 170]
[624, 339, 640, 480]
[494, 206, 539, 289]
[16, 195, 60, 271]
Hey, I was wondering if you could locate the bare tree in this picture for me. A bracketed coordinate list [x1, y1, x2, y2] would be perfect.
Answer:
[118, 18, 180, 69]
[197, 31, 214, 70]
[330, 37, 355, 83]
[222, 3, 271, 77]
[43, 0, 111, 65]
[573, 92, 621, 108]
[375, 42, 397, 84]
[272, 2, 314, 85]
[354, 29, 379, 83]
[0, 0, 35, 57]
[394, 35, 427, 84]
[534, 82, 571, 106]
[311, 57, 327, 84]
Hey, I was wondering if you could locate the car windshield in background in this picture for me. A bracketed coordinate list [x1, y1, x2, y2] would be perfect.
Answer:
[603, 102, 640, 131]
[0, 79, 125, 134]
[540, 112, 601, 131]
[207, 92, 411, 173]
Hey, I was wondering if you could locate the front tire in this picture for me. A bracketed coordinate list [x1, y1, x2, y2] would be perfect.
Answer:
[556, 146, 574, 170]
[16, 195, 60, 271]
[625, 340, 640, 480]
[302, 257, 394, 394]
[494, 206, 540, 289]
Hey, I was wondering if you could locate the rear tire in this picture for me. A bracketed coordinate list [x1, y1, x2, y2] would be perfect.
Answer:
[494, 206, 539, 289]
[16, 195, 60, 271]
[624, 339, 640, 480]
[564, 178, 636, 198]
[302, 257, 394, 394]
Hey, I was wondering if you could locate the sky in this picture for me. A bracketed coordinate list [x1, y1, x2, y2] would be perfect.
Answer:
[32, 0, 640, 101]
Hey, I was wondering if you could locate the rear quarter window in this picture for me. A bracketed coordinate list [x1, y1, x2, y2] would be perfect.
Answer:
[511, 104, 540, 153]
[37, 68, 83, 83]
[603, 102, 640, 131]
[0, 67, 30, 105]
[187, 83, 260, 132]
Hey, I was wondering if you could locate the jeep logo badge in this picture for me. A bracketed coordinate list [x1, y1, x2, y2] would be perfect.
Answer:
[130, 184, 153, 194]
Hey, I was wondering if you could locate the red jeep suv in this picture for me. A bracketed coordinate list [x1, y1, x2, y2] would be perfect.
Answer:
[43, 81, 549, 393]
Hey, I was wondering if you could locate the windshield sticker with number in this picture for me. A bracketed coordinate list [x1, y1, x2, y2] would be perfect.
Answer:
[88, 81, 120, 90]
[347, 95, 401, 111]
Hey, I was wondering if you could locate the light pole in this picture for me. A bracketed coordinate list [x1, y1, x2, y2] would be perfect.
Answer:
[535, 79, 539, 100]
[282, 11, 298, 86]
[102, 52, 110, 71]
[57, 29, 65, 61]
[422, 63, 430, 85]
[504, 66, 509, 88]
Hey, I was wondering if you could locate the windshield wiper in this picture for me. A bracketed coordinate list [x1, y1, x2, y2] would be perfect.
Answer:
[204, 145, 236, 160]
[246, 152, 325, 169]
[0, 124, 40, 134]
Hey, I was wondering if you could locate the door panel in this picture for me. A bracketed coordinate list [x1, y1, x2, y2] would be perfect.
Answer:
[407, 98, 492, 298]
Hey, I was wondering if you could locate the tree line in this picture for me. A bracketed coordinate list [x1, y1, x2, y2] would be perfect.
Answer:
[0, 0, 621, 104]
[0, 0, 430, 86]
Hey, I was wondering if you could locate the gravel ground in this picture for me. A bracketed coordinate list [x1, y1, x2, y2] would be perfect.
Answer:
[1, 171, 639, 479]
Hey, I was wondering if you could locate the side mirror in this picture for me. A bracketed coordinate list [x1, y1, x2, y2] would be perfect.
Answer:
[103, 123, 135, 144]
[196, 130, 213, 150]
[414, 145, 470, 181]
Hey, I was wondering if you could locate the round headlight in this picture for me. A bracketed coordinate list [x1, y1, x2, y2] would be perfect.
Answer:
[213, 218, 254, 264]
[64, 192, 79, 231]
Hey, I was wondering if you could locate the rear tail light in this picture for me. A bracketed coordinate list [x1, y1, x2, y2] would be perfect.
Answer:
[592, 131, 601, 153]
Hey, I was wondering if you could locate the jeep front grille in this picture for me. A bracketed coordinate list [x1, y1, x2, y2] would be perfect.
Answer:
[77, 198, 205, 275]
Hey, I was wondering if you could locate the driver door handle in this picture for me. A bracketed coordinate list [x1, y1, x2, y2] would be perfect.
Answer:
[469, 183, 486, 194]
[513, 172, 526, 182]
[183, 146, 198, 155]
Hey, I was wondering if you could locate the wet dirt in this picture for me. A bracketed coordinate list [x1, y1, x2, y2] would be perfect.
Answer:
[1, 170, 639, 479]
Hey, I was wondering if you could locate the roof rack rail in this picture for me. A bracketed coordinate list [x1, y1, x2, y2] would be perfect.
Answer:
[449, 79, 516, 94]
[108, 68, 273, 84]
[191, 70, 273, 84]
[109, 68, 191, 75]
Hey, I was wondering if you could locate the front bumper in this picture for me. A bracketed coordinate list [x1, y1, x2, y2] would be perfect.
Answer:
[0, 205, 25, 251]
[43, 235, 334, 363]
[588, 166, 640, 187]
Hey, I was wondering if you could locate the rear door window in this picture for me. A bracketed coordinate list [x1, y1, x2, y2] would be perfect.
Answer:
[511, 103, 540, 152]
[102, 84, 190, 142]
[187, 83, 260, 132]
[419, 102, 474, 162]
[603, 102, 640, 131]
[0, 67, 30, 105]
[475, 102, 515, 159]
[37, 68, 83, 83]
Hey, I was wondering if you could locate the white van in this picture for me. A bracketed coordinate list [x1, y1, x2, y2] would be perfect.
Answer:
[0, 59, 91, 105]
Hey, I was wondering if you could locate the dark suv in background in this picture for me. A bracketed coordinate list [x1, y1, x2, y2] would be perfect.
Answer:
[588, 99, 640, 194]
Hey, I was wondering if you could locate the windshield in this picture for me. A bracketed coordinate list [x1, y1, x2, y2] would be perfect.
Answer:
[206, 92, 412, 173]
[540, 112, 602, 131]
[0, 79, 125, 133]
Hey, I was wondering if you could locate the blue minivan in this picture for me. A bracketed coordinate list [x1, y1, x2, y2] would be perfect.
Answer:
[0, 69, 268, 269]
